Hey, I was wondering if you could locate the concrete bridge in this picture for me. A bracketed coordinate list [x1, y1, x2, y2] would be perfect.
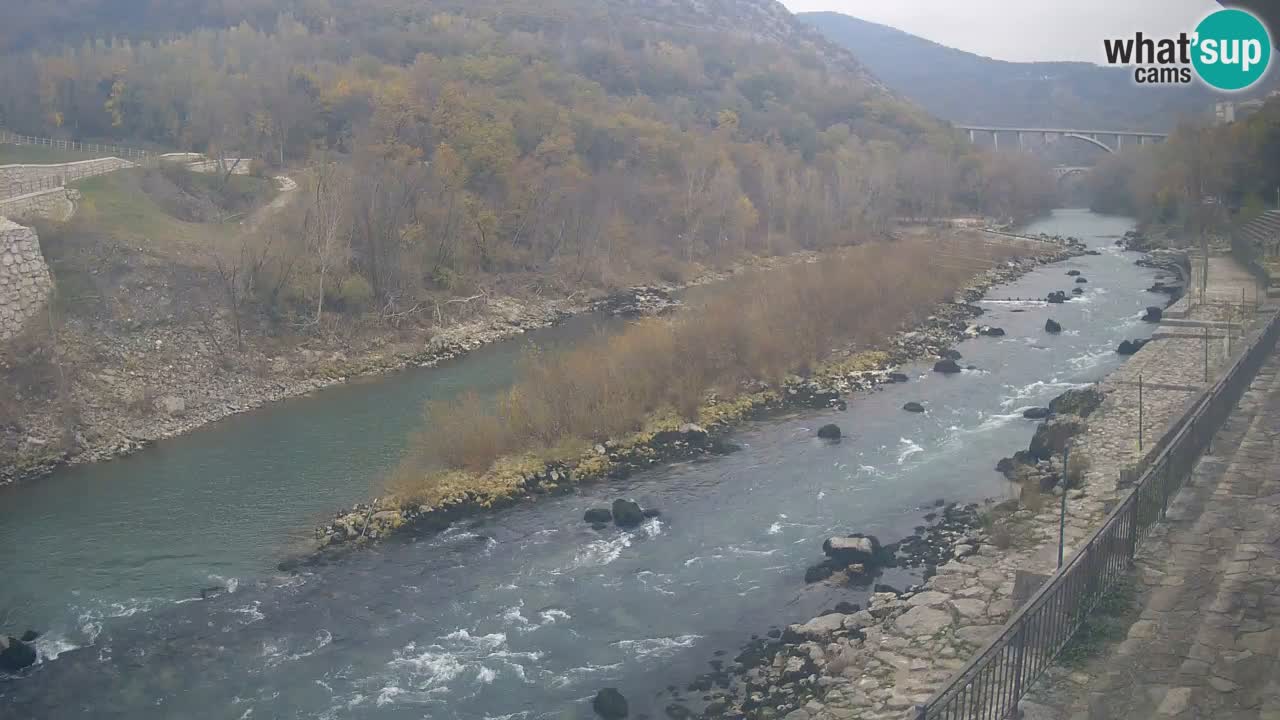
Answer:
[956, 125, 1169, 153]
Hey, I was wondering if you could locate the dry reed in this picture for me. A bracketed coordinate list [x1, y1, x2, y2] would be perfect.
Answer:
[393, 234, 1031, 497]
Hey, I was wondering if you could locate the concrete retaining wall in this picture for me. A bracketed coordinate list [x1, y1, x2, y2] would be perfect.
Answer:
[0, 218, 53, 341]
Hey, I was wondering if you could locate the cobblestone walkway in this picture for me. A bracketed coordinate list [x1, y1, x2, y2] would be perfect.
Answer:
[1025, 350, 1280, 720]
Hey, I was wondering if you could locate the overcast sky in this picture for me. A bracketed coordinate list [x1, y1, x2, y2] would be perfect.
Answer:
[779, 0, 1223, 63]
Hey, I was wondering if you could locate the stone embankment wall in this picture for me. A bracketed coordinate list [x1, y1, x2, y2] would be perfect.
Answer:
[183, 158, 252, 175]
[0, 187, 73, 222]
[0, 218, 53, 341]
[0, 157, 135, 199]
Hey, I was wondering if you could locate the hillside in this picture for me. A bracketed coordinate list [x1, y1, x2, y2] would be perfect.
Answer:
[799, 11, 1238, 131]
[0, 0, 1060, 482]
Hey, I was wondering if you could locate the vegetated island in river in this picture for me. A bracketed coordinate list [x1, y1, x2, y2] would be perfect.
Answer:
[310, 230, 1085, 559]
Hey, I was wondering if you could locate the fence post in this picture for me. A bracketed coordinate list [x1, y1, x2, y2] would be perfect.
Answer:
[1138, 374, 1144, 453]
[1058, 446, 1070, 569]
[1204, 325, 1210, 383]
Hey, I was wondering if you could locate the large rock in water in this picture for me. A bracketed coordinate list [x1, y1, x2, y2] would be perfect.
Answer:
[1117, 339, 1150, 355]
[933, 359, 962, 374]
[611, 499, 645, 528]
[1049, 387, 1104, 418]
[1066, 270, 1081, 276]
[817, 424, 842, 440]
[593, 688, 629, 719]
[1022, 407, 1052, 420]
[1045, 319, 1062, 334]
[822, 534, 887, 568]
[0, 636, 37, 673]
[903, 402, 925, 413]
[584, 508, 613, 524]
[1029, 417, 1086, 461]
[1142, 306, 1163, 323]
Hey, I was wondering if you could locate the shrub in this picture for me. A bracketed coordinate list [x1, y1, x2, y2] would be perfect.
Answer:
[397, 233, 1033, 486]
[332, 274, 375, 311]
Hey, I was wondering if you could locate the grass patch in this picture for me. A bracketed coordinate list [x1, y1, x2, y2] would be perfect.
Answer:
[71, 170, 245, 266]
[0, 144, 97, 165]
[1057, 577, 1139, 667]
[390, 232, 1034, 503]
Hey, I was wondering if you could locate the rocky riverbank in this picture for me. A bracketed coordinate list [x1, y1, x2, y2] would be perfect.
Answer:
[311, 238, 1087, 556]
[0, 251, 827, 487]
[669, 250, 1260, 720]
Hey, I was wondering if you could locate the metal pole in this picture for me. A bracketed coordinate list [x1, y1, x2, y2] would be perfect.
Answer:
[1059, 445, 1070, 569]
[1138, 374, 1144, 453]
[1204, 325, 1210, 382]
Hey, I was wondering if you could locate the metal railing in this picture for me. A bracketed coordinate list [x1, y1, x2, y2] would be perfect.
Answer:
[0, 129, 155, 161]
[0, 175, 65, 200]
[917, 307, 1280, 720]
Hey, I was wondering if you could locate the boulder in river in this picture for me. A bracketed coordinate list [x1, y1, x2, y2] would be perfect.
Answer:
[18, 631, 38, 643]
[933, 359, 962, 374]
[584, 508, 613, 524]
[822, 534, 888, 568]
[804, 562, 835, 583]
[888, 372, 910, 383]
[941, 349, 963, 361]
[1072, 287, 1085, 295]
[1066, 270, 1081, 276]
[1047, 291, 1067, 304]
[1075, 277, 1088, 284]
[817, 424, 842, 440]
[1142, 306, 1163, 323]
[1029, 417, 1086, 462]
[611, 499, 645, 528]
[1049, 387, 1104, 417]
[903, 402, 925, 413]
[0, 636, 36, 673]
[1022, 407, 1052, 420]
[1117, 339, 1150, 356]
[593, 688, 629, 719]
[677, 423, 708, 445]
[1044, 319, 1062, 334]
[979, 326, 1006, 337]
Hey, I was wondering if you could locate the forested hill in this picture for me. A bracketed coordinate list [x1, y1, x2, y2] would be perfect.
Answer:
[1, 0, 1053, 313]
[799, 11, 1230, 131]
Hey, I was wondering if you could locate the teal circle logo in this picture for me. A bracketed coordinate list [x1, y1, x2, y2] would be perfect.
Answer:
[1192, 9, 1271, 91]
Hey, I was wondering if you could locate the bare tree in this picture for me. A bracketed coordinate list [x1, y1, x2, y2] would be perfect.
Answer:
[301, 161, 347, 326]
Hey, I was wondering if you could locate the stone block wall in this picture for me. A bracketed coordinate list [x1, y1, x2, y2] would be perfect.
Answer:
[0, 187, 72, 222]
[0, 218, 53, 341]
[0, 157, 135, 199]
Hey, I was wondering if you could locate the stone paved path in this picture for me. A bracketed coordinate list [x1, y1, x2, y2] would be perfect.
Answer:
[1025, 349, 1280, 720]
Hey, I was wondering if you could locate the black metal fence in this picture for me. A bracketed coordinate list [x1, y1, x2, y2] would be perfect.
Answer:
[916, 307, 1280, 720]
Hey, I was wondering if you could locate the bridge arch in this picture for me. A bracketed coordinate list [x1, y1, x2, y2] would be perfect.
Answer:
[1062, 133, 1115, 154]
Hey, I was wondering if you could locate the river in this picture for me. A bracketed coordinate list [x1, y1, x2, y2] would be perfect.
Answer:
[1, 210, 1160, 719]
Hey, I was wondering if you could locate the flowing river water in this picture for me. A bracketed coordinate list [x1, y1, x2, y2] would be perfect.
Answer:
[1, 210, 1162, 719]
